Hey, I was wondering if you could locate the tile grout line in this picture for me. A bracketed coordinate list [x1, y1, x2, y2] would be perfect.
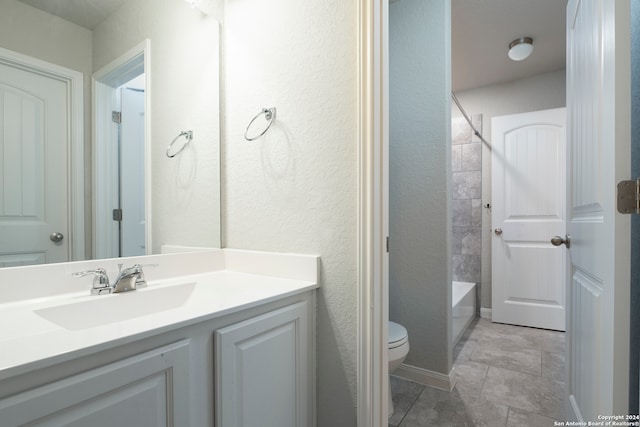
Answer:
[478, 362, 490, 401]
[504, 406, 511, 427]
[396, 385, 426, 427]
[535, 349, 545, 377]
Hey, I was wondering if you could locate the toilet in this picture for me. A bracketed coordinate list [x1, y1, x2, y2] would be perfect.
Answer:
[388, 321, 410, 416]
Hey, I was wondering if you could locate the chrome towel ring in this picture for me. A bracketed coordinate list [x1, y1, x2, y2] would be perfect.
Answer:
[244, 107, 276, 141]
[166, 130, 193, 158]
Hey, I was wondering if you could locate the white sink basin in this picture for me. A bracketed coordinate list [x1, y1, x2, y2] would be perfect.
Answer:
[34, 282, 196, 331]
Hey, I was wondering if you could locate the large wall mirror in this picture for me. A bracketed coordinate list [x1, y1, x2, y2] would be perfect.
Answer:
[0, 0, 221, 267]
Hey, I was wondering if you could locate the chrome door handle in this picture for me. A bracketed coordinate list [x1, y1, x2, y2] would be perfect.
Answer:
[494, 228, 503, 235]
[551, 235, 571, 249]
[50, 232, 64, 243]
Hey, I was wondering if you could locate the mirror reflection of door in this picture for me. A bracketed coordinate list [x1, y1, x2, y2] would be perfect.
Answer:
[0, 51, 78, 267]
[93, 45, 148, 260]
[119, 77, 145, 257]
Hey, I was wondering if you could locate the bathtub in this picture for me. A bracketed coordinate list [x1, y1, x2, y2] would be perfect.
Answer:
[452, 281, 476, 346]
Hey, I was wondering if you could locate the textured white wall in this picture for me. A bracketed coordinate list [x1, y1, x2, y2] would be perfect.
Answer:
[389, 0, 452, 374]
[224, 0, 358, 424]
[452, 69, 566, 308]
[0, 0, 92, 72]
[93, 0, 222, 252]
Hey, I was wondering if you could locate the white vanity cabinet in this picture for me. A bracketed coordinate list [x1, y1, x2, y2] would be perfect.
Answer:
[215, 301, 313, 427]
[0, 292, 315, 427]
[0, 340, 191, 427]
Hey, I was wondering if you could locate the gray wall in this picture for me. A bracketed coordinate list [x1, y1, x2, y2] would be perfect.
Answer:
[389, 0, 452, 375]
[452, 70, 566, 309]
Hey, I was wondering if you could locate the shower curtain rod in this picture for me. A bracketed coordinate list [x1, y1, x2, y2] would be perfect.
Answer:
[451, 91, 490, 146]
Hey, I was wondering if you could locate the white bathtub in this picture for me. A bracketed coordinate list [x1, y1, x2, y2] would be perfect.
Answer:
[452, 281, 476, 346]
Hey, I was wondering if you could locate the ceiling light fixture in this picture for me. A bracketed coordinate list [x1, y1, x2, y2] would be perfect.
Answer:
[508, 37, 534, 61]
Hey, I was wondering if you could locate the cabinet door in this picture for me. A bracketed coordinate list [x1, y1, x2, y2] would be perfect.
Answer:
[216, 301, 311, 427]
[0, 340, 191, 427]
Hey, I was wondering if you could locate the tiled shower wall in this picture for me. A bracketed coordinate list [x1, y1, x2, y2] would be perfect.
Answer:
[451, 115, 482, 289]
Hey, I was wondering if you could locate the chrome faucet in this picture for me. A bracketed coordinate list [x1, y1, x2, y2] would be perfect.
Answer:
[73, 264, 157, 295]
[111, 264, 143, 293]
[72, 268, 112, 295]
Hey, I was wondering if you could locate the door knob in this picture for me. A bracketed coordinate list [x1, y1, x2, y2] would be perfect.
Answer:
[50, 232, 64, 243]
[494, 228, 503, 235]
[551, 235, 570, 248]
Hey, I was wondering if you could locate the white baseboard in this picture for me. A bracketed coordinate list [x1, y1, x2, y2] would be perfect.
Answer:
[480, 308, 492, 320]
[393, 363, 456, 392]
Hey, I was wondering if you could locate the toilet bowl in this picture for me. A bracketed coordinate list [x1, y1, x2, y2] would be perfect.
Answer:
[388, 321, 409, 416]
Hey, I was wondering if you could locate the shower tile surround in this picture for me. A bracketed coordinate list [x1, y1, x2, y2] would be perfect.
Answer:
[451, 115, 482, 290]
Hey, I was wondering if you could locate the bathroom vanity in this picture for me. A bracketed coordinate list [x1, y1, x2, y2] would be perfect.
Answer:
[0, 249, 318, 427]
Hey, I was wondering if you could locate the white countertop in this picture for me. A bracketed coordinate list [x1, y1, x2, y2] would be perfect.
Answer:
[0, 249, 319, 381]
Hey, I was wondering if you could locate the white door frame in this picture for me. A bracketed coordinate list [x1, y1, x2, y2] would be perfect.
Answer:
[119, 85, 146, 256]
[0, 46, 84, 262]
[92, 40, 151, 259]
[357, 0, 389, 425]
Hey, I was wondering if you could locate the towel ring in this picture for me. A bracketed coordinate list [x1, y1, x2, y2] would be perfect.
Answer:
[244, 107, 276, 141]
[166, 130, 193, 158]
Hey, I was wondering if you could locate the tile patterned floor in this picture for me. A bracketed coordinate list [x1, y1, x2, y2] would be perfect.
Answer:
[389, 317, 566, 427]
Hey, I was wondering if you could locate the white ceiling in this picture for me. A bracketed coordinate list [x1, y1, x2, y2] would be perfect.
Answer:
[17, 0, 127, 30]
[452, 0, 567, 92]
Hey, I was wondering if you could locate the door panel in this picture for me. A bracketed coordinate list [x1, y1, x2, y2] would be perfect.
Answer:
[120, 86, 145, 257]
[566, 0, 631, 419]
[2, 89, 43, 218]
[0, 62, 68, 266]
[505, 244, 564, 303]
[492, 108, 566, 331]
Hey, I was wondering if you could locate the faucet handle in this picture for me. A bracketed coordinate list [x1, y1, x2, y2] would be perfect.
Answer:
[133, 263, 158, 288]
[72, 268, 112, 295]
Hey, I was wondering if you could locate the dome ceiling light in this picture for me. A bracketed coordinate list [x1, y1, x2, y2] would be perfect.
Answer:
[508, 37, 534, 61]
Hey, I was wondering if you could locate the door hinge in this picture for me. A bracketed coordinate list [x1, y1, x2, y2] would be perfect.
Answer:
[386, 236, 389, 253]
[617, 179, 640, 214]
[112, 208, 123, 222]
[112, 111, 121, 124]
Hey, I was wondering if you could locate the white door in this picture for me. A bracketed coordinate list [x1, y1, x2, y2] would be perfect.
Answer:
[0, 61, 69, 266]
[565, 0, 631, 419]
[492, 108, 567, 331]
[120, 86, 145, 257]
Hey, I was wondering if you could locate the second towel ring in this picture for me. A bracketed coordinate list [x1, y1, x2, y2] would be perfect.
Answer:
[244, 107, 276, 141]
[166, 130, 193, 158]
